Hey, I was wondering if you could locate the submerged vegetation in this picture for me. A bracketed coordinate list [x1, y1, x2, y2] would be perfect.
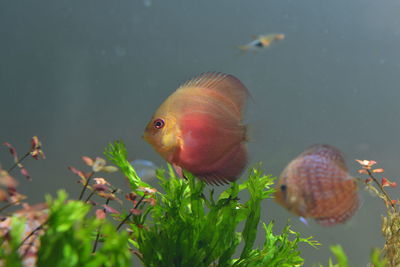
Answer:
[357, 160, 399, 267]
[0, 137, 399, 266]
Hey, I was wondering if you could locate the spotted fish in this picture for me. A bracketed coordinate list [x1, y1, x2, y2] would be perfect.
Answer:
[275, 144, 359, 226]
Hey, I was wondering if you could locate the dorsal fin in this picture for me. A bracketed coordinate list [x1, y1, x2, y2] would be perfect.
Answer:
[178, 72, 250, 111]
[301, 144, 348, 171]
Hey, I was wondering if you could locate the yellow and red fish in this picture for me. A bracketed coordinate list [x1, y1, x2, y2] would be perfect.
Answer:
[275, 144, 359, 226]
[238, 33, 285, 52]
[143, 72, 249, 185]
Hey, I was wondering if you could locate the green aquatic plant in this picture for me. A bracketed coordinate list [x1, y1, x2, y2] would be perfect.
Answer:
[37, 190, 131, 267]
[319, 245, 387, 267]
[107, 141, 319, 266]
[0, 190, 131, 267]
[1, 139, 318, 266]
[0, 216, 25, 267]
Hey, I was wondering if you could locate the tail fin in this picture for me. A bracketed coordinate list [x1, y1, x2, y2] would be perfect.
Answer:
[237, 45, 249, 52]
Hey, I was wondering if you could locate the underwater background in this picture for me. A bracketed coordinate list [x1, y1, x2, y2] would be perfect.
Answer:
[1, 0, 400, 265]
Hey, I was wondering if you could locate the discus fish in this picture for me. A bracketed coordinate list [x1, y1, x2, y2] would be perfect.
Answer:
[275, 144, 359, 226]
[238, 33, 285, 52]
[143, 72, 249, 185]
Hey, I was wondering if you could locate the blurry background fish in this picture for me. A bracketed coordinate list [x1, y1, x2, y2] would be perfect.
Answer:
[238, 33, 285, 52]
[275, 144, 359, 226]
[130, 159, 158, 181]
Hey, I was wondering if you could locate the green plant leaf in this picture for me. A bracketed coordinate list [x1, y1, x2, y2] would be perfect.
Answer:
[370, 248, 388, 267]
[239, 168, 275, 259]
[330, 245, 348, 267]
[0, 216, 25, 267]
[37, 190, 131, 267]
[104, 140, 151, 191]
[126, 161, 316, 267]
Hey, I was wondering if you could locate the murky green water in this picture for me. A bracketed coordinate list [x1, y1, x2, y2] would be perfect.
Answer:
[1, 0, 400, 265]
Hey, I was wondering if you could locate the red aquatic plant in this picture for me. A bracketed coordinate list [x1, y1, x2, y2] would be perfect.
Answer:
[357, 159, 398, 211]
[356, 159, 400, 266]
[68, 156, 118, 201]
[2, 136, 45, 181]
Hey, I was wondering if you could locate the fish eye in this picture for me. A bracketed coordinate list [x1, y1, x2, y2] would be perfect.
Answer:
[153, 118, 165, 129]
[255, 41, 263, 47]
[280, 184, 287, 192]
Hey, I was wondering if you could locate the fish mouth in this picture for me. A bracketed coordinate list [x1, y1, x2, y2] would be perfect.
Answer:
[142, 131, 164, 150]
[142, 128, 152, 143]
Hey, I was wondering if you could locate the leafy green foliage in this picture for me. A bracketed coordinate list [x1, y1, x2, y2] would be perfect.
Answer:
[0, 216, 24, 267]
[136, 170, 249, 267]
[319, 245, 388, 267]
[239, 168, 275, 260]
[0, 140, 320, 266]
[233, 222, 319, 267]
[37, 190, 131, 267]
[369, 248, 388, 267]
[99, 138, 318, 267]
[104, 140, 151, 191]
[326, 245, 349, 267]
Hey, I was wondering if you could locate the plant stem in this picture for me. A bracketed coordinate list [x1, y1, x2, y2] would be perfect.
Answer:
[367, 169, 398, 212]
[116, 213, 133, 231]
[78, 171, 94, 200]
[92, 189, 117, 253]
[7, 152, 30, 173]
[85, 191, 96, 203]
[18, 218, 48, 249]
[0, 200, 21, 213]
[116, 195, 145, 231]
[92, 228, 102, 253]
